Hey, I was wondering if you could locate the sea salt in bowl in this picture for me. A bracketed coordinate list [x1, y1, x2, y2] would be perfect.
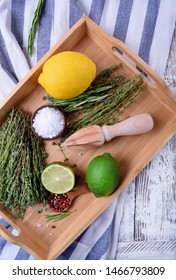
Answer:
[31, 105, 66, 140]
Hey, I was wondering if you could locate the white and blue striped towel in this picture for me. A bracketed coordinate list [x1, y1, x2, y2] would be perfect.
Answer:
[0, 0, 176, 260]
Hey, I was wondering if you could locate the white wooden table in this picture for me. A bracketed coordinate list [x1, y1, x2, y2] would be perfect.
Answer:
[115, 29, 176, 260]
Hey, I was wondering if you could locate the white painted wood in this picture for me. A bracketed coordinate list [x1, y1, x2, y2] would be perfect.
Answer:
[116, 28, 176, 259]
[116, 241, 176, 260]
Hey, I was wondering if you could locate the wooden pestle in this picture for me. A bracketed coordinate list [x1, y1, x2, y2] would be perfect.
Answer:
[61, 113, 154, 149]
[102, 113, 154, 142]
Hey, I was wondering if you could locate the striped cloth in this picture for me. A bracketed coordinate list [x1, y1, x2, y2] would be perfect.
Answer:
[0, 0, 175, 260]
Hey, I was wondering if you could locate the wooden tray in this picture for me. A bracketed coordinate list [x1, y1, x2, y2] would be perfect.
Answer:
[0, 16, 176, 260]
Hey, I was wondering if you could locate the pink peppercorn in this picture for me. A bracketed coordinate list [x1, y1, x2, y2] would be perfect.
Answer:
[47, 193, 70, 212]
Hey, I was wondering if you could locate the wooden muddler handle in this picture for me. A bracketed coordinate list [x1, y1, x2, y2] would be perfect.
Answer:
[102, 113, 154, 142]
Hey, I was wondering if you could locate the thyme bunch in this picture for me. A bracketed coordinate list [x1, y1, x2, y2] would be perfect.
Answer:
[46, 65, 145, 141]
[64, 75, 144, 139]
[0, 108, 48, 218]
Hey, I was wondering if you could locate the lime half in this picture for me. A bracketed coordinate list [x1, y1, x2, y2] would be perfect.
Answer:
[41, 162, 75, 194]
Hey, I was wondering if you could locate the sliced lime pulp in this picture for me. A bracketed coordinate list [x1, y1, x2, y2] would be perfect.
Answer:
[41, 162, 75, 194]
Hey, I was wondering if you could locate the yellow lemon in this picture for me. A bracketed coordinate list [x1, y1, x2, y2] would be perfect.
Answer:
[38, 51, 96, 99]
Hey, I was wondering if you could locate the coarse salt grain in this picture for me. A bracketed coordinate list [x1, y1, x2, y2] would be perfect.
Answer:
[32, 107, 65, 139]
[36, 223, 42, 228]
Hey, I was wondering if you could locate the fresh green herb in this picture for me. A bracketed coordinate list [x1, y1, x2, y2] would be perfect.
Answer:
[46, 65, 145, 141]
[28, 0, 45, 56]
[0, 108, 48, 218]
[45, 211, 73, 221]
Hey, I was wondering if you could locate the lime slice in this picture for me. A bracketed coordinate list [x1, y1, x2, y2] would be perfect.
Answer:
[41, 162, 75, 194]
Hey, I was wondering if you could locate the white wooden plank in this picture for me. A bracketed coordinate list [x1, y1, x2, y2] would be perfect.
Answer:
[116, 241, 176, 259]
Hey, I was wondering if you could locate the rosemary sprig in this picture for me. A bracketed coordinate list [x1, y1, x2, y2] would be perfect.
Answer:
[45, 211, 73, 221]
[45, 85, 114, 112]
[0, 108, 48, 218]
[28, 0, 45, 56]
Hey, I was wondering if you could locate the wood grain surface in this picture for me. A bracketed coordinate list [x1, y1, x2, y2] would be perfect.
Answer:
[116, 29, 176, 260]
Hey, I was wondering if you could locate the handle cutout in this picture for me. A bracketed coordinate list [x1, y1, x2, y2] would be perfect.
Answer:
[112, 46, 156, 85]
[0, 217, 19, 238]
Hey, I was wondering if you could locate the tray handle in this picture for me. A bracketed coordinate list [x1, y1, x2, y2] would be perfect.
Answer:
[109, 37, 168, 90]
[0, 220, 47, 259]
[0, 223, 21, 245]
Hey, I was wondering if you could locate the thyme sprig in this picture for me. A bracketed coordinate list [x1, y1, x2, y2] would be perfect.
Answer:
[0, 108, 48, 218]
[28, 0, 45, 56]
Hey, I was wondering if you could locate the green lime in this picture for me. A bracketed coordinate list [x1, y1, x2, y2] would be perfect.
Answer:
[41, 162, 75, 194]
[86, 153, 120, 197]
